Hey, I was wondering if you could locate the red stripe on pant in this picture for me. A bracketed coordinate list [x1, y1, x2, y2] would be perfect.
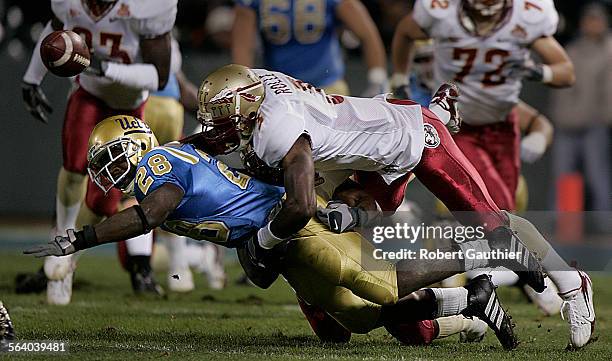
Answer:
[453, 111, 520, 211]
[356, 107, 505, 232]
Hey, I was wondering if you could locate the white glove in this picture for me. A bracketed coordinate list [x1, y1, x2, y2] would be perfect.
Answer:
[520, 132, 547, 163]
[23, 229, 78, 257]
[316, 201, 360, 233]
[361, 67, 389, 97]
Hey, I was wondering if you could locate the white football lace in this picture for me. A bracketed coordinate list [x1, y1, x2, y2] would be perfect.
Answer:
[561, 298, 587, 327]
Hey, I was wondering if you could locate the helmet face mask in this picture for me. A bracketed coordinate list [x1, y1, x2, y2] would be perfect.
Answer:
[461, 0, 510, 35]
[86, 115, 158, 195]
[88, 138, 140, 194]
[197, 64, 265, 155]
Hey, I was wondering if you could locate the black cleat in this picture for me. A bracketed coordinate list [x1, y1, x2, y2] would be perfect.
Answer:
[15, 267, 47, 294]
[127, 256, 165, 297]
[488, 226, 546, 293]
[0, 301, 15, 351]
[462, 274, 519, 350]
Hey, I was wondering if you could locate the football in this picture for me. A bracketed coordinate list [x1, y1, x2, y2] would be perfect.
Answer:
[40, 30, 91, 77]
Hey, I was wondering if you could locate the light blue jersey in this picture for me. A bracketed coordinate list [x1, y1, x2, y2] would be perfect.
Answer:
[152, 73, 180, 100]
[133, 143, 284, 248]
[237, 0, 344, 87]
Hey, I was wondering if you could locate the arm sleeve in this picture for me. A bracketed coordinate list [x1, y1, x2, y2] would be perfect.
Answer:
[22, 21, 54, 85]
[131, 0, 177, 38]
[103, 62, 160, 91]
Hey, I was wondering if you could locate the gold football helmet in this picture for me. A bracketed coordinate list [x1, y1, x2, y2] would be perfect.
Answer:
[197, 64, 265, 155]
[87, 115, 158, 194]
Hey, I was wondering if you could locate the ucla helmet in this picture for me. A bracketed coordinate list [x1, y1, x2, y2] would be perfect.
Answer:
[87, 115, 158, 194]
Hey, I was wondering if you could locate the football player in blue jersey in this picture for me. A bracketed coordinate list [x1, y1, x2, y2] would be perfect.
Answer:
[232, 0, 388, 96]
[24, 115, 519, 350]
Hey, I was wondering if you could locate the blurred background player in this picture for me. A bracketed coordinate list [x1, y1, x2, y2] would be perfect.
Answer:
[20, 0, 177, 304]
[232, 0, 388, 96]
[391, 0, 579, 325]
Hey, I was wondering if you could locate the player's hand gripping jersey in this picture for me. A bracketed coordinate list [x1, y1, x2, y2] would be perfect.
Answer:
[251, 69, 425, 184]
[413, 0, 558, 124]
[236, 0, 345, 88]
[51, 0, 177, 109]
[133, 143, 284, 247]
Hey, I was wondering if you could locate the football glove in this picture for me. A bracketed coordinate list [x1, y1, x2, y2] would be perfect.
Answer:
[24, 227, 97, 257]
[317, 201, 360, 234]
[520, 132, 547, 163]
[506, 58, 551, 83]
[22, 81, 52, 123]
[84, 52, 108, 77]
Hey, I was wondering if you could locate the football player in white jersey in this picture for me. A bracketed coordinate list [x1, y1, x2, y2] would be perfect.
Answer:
[391, 0, 573, 211]
[197, 64, 594, 349]
[21, 0, 177, 304]
[389, 0, 593, 349]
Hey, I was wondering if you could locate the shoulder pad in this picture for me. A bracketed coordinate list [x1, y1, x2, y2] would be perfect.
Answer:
[518, 0, 557, 26]
[123, 0, 178, 19]
[415, 0, 458, 19]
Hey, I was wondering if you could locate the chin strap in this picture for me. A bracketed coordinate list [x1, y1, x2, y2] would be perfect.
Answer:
[132, 205, 152, 233]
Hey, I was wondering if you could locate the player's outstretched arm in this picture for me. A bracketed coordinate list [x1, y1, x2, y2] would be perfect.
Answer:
[24, 184, 183, 257]
[336, 0, 388, 95]
[390, 13, 429, 97]
[231, 5, 257, 67]
[531, 36, 575, 87]
[266, 136, 317, 241]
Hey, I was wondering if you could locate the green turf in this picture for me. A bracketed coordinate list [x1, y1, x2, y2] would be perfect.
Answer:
[0, 253, 610, 360]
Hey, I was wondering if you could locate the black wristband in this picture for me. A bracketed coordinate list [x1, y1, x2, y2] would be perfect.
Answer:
[132, 205, 152, 233]
[72, 225, 98, 251]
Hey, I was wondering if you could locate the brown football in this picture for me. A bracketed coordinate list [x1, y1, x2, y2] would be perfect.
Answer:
[40, 30, 91, 77]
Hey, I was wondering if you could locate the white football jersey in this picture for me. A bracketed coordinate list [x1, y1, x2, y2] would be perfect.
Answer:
[251, 69, 425, 184]
[51, 0, 177, 109]
[413, 0, 558, 124]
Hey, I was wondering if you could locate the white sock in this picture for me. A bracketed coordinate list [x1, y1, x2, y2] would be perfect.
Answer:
[505, 212, 581, 295]
[164, 234, 188, 271]
[185, 242, 207, 271]
[489, 270, 520, 286]
[55, 196, 81, 234]
[430, 287, 469, 317]
[436, 315, 465, 338]
[125, 231, 153, 256]
[458, 240, 491, 270]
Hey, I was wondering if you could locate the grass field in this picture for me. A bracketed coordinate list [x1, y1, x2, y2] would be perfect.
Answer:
[0, 252, 610, 360]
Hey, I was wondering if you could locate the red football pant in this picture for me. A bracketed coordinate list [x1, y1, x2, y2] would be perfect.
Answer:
[356, 107, 505, 232]
[62, 86, 146, 217]
[453, 111, 520, 211]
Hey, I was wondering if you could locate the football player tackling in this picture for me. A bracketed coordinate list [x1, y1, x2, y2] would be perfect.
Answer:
[25, 115, 517, 349]
[193, 65, 593, 349]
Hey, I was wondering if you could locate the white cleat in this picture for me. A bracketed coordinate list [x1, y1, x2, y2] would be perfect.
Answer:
[524, 277, 563, 316]
[198, 244, 227, 290]
[459, 317, 488, 343]
[167, 267, 195, 293]
[43, 255, 74, 281]
[47, 271, 73, 306]
[560, 271, 595, 349]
